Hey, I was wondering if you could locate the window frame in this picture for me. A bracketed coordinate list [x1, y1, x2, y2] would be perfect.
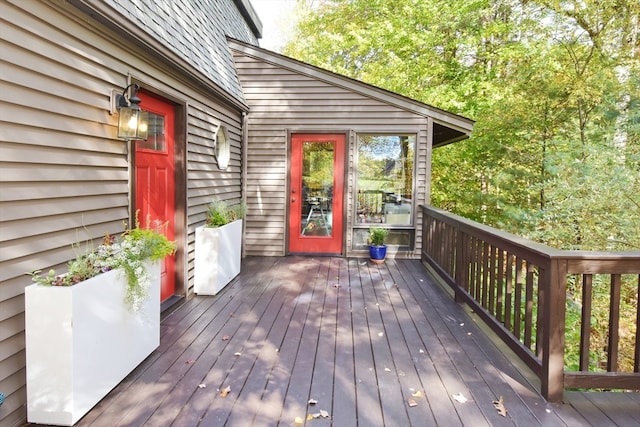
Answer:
[352, 133, 417, 229]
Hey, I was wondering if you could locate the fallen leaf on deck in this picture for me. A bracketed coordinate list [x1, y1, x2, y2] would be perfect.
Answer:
[452, 393, 469, 403]
[222, 335, 230, 341]
[332, 283, 341, 288]
[294, 416, 304, 425]
[408, 398, 418, 407]
[220, 385, 231, 397]
[412, 390, 423, 398]
[384, 367, 391, 372]
[419, 349, 425, 354]
[493, 396, 508, 417]
[306, 414, 314, 421]
[378, 332, 384, 337]
[198, 384, 206, 389]
[186, 359, 195, 364]
[234, 352, 242, 356]
[308, 398, 318, 405]
[311, 410, 330, 419]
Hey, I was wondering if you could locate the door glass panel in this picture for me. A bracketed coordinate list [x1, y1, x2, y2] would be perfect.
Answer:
[301, 141, 334, 236]
[137, 112, 165, 152]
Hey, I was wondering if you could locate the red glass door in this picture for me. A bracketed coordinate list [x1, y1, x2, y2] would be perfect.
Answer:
[135, 91, 175, 301]
[289, 134, 345, 254]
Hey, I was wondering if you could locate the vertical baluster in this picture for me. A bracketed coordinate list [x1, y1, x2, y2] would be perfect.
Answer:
[469, 236, 477, 297]
[449, 226, 460, 277]
[536, 267, 545, 359]
[607, 274, 621, 372]
[514, 257, 523, 340]
[580, 274, 593, 371]
[489, 246, 497, 315]
[476, 237, 481, 300]
[496, 248, 505, 323]
[635, 274, 640, 373]
[524, 262, 535, 349]
[451, 226, 460, 277]
[482, 241, 490, 308]
[447, 223, 454, 276]
[505, 254, 514, 332]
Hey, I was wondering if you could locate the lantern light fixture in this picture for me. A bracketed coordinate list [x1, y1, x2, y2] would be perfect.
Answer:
[116, 84, 148, 140]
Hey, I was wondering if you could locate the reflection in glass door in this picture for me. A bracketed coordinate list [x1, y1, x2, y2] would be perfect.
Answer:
[289, 134, 344, 254]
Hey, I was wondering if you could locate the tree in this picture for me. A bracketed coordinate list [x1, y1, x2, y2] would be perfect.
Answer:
[284, 0, 640, 251]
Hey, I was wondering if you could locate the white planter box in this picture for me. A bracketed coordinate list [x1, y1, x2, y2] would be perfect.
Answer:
[25, 261, 161, 426]
[194, 219, 242, 295]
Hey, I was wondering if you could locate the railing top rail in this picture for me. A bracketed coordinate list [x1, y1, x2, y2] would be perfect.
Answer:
[422, 205, 640, 271]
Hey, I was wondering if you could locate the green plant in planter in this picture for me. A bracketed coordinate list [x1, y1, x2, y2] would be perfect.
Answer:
[368, 227, 388, 246]
[30, 214, 176, 311]
[206, 200, 247, 227]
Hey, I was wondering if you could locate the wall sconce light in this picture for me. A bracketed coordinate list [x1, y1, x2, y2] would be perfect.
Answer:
[116, 84, 148, 140]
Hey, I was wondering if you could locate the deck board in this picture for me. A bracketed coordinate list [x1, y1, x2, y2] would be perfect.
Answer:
[399, 260, 546, 426]
[55, 256, 638, 427]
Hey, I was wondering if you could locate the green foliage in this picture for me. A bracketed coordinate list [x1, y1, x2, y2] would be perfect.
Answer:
[286, 0, 640, 251]
[124, 227, 177, 261]
[368, 227, 388, 246]
[565, 274, 639, 373]
[30, 250, 98, 287]
[206, 200, 247, 227]
[30, 217, 176, 311]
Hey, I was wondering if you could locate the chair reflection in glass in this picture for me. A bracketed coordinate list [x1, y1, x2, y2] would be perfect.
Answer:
[302, 184, 332, 236]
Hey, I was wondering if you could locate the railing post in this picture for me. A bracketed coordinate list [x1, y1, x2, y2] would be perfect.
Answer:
[541, 257, 566, 402]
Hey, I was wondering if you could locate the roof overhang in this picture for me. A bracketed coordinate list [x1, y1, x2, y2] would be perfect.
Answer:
[227, 38, 474, 146]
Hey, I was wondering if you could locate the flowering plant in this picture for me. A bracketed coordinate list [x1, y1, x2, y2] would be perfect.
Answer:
[30, 217, 175, 311]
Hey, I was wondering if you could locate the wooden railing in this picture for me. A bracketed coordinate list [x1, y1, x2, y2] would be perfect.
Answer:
[420, 205, 640, 402]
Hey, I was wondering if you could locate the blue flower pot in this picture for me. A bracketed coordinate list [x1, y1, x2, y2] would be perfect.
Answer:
[369, 245, 387, 264]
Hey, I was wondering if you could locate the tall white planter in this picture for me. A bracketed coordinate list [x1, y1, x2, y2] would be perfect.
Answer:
[25, 261, 161, 426]
[194, 219, 242, 295]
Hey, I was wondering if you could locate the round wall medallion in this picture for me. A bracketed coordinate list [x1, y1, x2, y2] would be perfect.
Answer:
[216, 125, 230, 170]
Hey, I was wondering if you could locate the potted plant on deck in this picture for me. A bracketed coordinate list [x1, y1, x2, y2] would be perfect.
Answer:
[368, 227, 389, 264]
[25, 217, 175, 426]
[194, 200, 246, 295]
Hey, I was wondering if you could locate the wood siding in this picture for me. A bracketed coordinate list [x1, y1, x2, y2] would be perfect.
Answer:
[0, 1, 254, 424]
[231, 49, 429, 258]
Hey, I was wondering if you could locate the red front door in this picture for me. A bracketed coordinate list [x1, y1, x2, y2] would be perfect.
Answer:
[135, 91, 175, 301]
[289, 133, 345, 254]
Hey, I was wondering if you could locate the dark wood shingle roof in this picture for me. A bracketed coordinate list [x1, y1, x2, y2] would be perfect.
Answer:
[81, 0, 262, 106]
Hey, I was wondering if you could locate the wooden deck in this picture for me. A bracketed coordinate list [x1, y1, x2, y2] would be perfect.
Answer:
[67, 257, 638, 426]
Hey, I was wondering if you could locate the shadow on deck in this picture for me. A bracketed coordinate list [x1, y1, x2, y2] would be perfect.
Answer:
[68, 257, 638, 426]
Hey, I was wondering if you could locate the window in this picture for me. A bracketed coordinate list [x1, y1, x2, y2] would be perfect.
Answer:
[136, 112, 165, 152]
[355, 134, 415, 226]
[216, 125, 230, 170]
